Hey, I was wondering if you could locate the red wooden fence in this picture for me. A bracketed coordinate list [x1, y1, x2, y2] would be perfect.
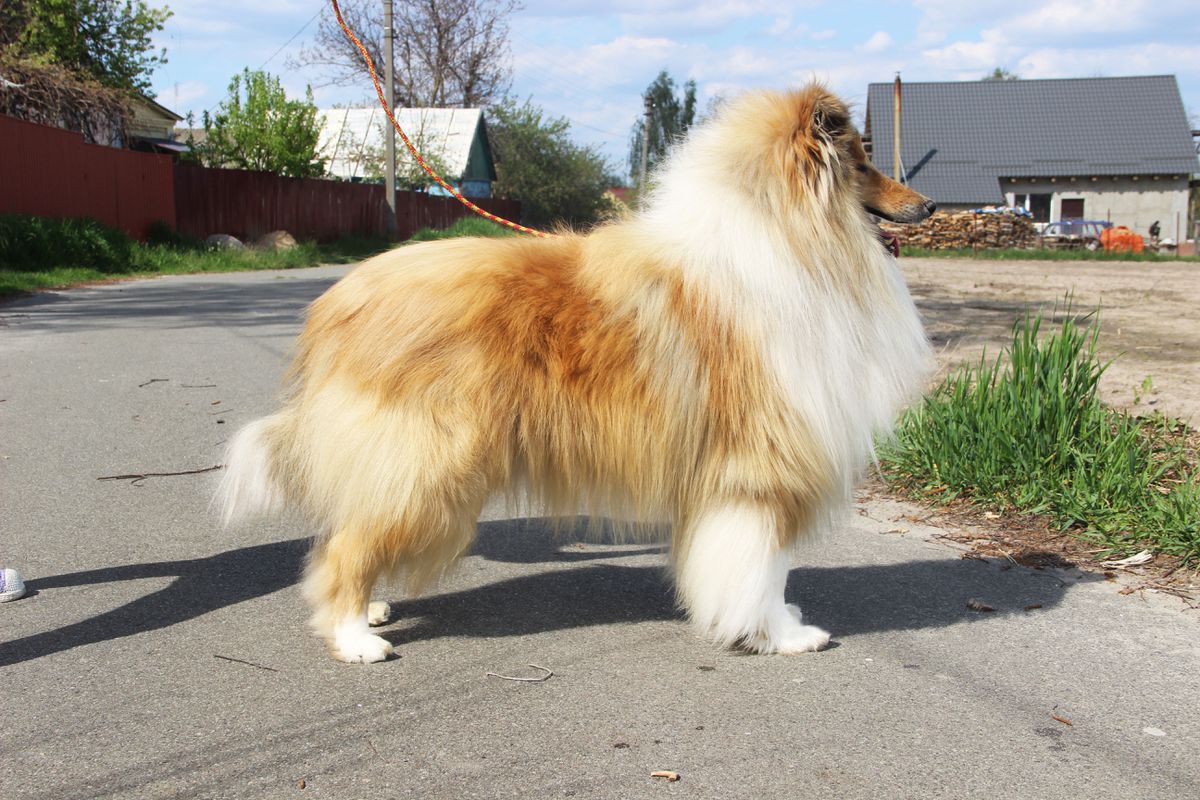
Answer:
[173, 163, 521, 242]
[1, 114, 522, 243]
[0, 113, 175, 239]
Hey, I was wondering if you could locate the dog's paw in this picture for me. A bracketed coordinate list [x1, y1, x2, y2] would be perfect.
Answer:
[746, 607, 831, 654]
[332, 631, 393, 664]
[367, 600, 391, 626]
[771, 624, 831, 654]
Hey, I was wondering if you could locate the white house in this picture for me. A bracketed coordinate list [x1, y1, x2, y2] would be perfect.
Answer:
[317, 106, 497, 198]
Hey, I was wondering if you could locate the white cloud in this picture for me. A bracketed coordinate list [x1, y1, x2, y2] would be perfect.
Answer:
[858, 31, 894, 53]
[1016, 42, 1200, 79]
[922, 31, 1017, 71]
[159, 81, 209, 111]
[767, 14, 793, 37]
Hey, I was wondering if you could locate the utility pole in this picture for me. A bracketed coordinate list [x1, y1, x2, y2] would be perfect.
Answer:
[892, 71, 903, 184]
[640, 95, 653, 191]
[383, 0, 398, 238]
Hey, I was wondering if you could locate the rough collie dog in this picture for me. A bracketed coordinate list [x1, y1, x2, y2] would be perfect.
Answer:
[219, 84, 934, 664]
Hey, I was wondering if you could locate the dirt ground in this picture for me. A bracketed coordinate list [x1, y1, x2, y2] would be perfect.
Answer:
[890, 256, 1198, 596]
[900, 257, 1200, 424]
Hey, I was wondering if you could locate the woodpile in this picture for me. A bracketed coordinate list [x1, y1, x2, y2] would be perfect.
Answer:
[881, 210, 1036, 251]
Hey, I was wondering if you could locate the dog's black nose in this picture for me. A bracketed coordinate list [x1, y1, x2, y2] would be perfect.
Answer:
[924, 199, 937, 215]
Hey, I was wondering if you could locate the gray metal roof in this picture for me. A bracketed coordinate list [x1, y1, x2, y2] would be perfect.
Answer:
[865, 75, 1199, 205]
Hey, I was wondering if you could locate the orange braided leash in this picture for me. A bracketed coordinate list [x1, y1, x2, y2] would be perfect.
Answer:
[330, 0, 548, 238]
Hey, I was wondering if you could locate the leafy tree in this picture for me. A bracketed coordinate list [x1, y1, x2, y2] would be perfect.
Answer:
[628, 70, 697, 187]
[337, 118, 454, 192]
[3, 0, 172, 94]
[487, 98, 613, 228]
[188, 69, 326, 179]
[291, 0, 518, 108]
[983, 67, 1019, 81]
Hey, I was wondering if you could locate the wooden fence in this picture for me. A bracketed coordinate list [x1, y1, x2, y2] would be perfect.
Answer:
[173, 163, 521, 242]
[1, 114, 522, 243]
[0, 113, 175, 239]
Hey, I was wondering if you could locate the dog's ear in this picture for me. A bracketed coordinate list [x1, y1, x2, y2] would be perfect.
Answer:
[812, 101, 849, 140]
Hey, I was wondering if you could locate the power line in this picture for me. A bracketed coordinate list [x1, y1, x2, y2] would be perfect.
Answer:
[199, 3, 324, 118]
[256, 6, 324, 74]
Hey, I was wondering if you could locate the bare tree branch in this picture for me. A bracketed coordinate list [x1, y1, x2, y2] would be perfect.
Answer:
[288, 0, 518, 108]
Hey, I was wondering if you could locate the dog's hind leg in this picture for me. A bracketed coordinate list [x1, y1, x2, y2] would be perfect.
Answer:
[303, 525, 394, 664]
[674, 503, 830, 654]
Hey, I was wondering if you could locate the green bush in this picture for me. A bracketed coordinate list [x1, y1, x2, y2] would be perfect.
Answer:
[145, 219, 198, 249]
[0, 214, 139, 272]
[880, 306, 1199, 562]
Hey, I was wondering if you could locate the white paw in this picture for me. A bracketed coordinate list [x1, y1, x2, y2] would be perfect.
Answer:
[332, 630, 393, 664]
[772, 623, 831, 654]
[367, 600, 391, 626]
[746, 606, 831, 654]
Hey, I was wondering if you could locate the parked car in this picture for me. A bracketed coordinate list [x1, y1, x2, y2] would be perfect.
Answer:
[1039, 219, 1112, 250]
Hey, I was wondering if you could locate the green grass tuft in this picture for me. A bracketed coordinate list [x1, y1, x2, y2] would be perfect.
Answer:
[879, 305, 1199, 562]
[408, 215, 519, 242]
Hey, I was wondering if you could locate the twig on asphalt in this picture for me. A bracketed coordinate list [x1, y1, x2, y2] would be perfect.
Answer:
[485, 664, 554, 682]
[98, 464, 224, 485]
[180, 384, 218, 388]
[138, 378, 168, 388]
[214, 654, 279, 672]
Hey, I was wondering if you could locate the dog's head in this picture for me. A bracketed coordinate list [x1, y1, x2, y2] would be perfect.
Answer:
[717, 85, 935, 233]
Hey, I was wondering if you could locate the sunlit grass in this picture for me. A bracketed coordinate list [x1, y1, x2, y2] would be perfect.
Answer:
[879, 305, 1199, 563]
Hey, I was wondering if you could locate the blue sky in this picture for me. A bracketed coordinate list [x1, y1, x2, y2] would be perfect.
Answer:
[152, 1, 1200, 175]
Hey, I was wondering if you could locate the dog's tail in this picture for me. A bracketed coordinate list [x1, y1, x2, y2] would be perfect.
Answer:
[217, 416, 289, 527]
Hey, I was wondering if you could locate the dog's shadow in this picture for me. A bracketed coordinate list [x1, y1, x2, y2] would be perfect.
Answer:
[380, 519, 1084, 646]
[0, 518, 1085, 667]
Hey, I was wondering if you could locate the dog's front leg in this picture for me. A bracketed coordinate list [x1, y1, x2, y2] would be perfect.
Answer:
[675, 503, 830, 654]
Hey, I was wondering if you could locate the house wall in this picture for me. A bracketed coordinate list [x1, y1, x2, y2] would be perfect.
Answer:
[128, 102, 180, 141]
[1003, 176, 1189, 239]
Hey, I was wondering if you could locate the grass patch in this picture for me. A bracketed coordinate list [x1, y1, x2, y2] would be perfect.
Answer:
[879, 306, 1199, 563]
[408, 215, 519, 242]
[0, 214, 393, 299]
[901, 246, 1199, 262]
[0, 213, 522, 299]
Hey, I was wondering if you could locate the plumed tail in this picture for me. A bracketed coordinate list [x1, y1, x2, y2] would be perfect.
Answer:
[217, 416, 287, 527]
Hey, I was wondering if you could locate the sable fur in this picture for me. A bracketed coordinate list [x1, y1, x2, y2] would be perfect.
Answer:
[219, 84, 934, 663]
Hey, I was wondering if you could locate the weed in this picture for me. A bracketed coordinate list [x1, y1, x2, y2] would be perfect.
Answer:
[879, 305, 1199, 562]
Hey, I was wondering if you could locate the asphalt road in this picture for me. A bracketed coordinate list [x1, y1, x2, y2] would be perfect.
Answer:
[2, 265, 1197, 799]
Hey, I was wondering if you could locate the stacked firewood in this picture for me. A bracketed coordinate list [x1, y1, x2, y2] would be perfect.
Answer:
[881, 210, 1036, 250]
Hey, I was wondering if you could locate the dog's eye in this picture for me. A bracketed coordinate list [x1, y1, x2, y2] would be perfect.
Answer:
[856, 164, 869, 174]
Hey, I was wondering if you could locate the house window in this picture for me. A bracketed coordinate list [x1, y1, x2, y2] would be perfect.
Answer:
[1061, 198, 1085, 220]
[1029, 193, 1051, 223]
